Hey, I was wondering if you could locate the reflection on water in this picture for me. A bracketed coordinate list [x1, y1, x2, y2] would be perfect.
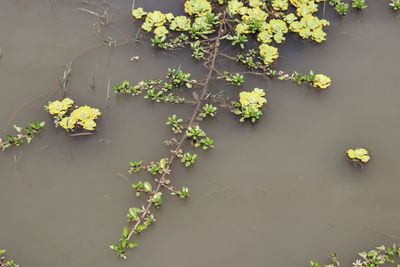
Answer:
[0, 1, 399, 266]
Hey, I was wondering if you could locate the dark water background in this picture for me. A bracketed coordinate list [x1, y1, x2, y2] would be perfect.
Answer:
[0, 1, 399, 266]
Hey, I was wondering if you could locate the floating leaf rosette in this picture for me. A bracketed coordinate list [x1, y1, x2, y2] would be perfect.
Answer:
[346, 148, 370, 164]
[232, 88, 267, 122]
[45, 98, 101, 132]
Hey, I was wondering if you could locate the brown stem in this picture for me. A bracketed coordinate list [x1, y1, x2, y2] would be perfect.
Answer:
[127, 11, 227, 241]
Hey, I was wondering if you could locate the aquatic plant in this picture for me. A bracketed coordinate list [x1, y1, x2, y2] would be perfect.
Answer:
[109, 0, 338, 258]
[346, 148, 370, 164]
[1, 0, 397, 264]
[352, 0, 368, 10]
[390, 0, 400, 10]
[0, 250, 19, 267]
[0, 121, 45, 151]
[45, 98, 101, 132]
[106, 0, 400, 258]
[310, 243, 400, 267]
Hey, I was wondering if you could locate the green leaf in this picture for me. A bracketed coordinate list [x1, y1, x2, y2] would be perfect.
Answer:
[122, 226, 129, 238]
[143, 182, 152, 192]
[128, 241, 138, 248]
[0, 249, 5, 256]
[13, 125, 22, 133]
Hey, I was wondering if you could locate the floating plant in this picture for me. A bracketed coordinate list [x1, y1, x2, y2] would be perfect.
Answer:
[45, 98, 101, 133]
[346, 147, 371, 164]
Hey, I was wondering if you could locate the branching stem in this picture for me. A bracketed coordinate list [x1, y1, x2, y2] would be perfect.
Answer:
[127, 11, 227, 241]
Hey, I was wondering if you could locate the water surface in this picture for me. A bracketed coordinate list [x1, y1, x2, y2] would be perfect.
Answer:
[0, 1, 399, 266]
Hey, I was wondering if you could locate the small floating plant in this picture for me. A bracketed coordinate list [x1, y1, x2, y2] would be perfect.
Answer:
[346, 147, 370, 165]
[45, 98, 101, 133]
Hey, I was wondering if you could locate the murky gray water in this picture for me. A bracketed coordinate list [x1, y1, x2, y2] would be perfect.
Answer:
[0, 1, 399, 266]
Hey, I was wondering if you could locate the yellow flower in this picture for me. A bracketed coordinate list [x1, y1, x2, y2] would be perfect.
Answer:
[312, 74, 331, 89]
[132, 8, 147, 19]
[259, 44, 279, 65]
[59, 117, 77, 130]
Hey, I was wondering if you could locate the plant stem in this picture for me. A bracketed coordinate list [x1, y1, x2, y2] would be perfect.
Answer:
[127, 11, 227, 241]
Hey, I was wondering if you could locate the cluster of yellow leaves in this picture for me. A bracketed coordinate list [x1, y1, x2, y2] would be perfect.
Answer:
[46, 98, 101, 132]
[47, 98, 74, 116]
[289, 14, 330, 43]
[184, 0, 212, 16]
[239, 88, 267, 108]
[347, 148, 370, 163]
[226, 0, 330, 66]
[272, 0, 289, 11]
[259, 44, 279, 65]
[312, 74, 331, 89]
[132, 0, 330, 67]
[132, 0, 216, 40]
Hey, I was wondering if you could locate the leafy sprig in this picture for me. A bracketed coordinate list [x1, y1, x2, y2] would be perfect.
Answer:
[0, 121, 45, 151]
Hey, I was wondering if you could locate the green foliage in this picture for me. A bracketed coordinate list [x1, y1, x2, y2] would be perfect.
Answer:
[310, 244, 400, 267]
[128, 161, 143, 174]
[200, 104, 217, 118]
[110, 0, 392, 258]
[196, 136, 214, 150]
[0, 121, 45, 151]
[186, 125, 206, 141]
[115, 69, 195, 103]
[151, 192, 163, 207]
[390, 0, 400, 10]
[291, 70, 317, 84]
[0, 250, 20, 267]
[166, 114, 184, 133]
[176, 186, 190, 198]
[110, 227, 138, 259]
[226, 34, 248, 49]
[330, 0, 349, 16]
[167, 68, 193, 88]
[114, 80, 142, 95]
[352, 0, 367, 10]
[223, 72, 245, 86]
[180, 152, 197, 167]
[127, 207, 142, 222]
[190, 41, 206, 60]
[236, 49, 258, 69]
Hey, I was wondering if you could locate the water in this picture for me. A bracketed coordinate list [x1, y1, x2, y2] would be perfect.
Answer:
[0, 1, 399, 266]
